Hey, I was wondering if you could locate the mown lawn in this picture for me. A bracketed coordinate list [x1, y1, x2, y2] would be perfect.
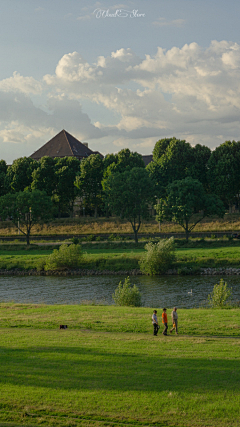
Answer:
[0, 305, 240, 427]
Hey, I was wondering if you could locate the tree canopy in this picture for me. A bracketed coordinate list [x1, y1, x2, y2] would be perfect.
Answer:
[104, 167, 155, 243]
[0, 190, 52, 245]
[75, 154, 104, 217]
[155, 177, 225, 241]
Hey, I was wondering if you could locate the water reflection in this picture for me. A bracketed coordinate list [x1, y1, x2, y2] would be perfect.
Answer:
[0, 275, 240, 308]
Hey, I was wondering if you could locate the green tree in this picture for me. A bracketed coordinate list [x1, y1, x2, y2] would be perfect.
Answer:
[147, 138, 194, 198]
[207, 140, 240, 208]
[75, 154, 103, 217]
[6, 157, 38, 193]
[31, 156, 56, 196]
[0, 160, 8, 197]
[53, 157, 80, 217]
[103, 148, 144, 178]
[104, 167, 155, 243]
[155, 177, 225, 242]
[0, 190, 52, 245]
[148, 138, 211, 198]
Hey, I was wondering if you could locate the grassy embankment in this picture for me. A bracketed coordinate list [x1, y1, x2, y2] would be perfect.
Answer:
[1, 213, 240, 237]
[0, 304, 240, 427]
[1, 239, 240, 271]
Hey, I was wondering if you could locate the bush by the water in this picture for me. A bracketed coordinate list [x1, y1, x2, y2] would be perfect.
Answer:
[208, 278, 232, 308]
[112, 277, 141, 307]
[139, 237, 175, 275]
[44, 244, 83, 270]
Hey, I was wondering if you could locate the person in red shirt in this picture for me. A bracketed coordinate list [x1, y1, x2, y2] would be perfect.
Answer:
[162, 308, 168, 336]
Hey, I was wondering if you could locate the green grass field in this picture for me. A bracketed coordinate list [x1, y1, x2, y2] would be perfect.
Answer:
[0, 304, 240, 427]
[1, 242, 240, 271]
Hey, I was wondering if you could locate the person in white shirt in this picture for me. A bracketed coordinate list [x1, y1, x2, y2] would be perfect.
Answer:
[170, 307, 178, 334]
[152, 310, 159, 336]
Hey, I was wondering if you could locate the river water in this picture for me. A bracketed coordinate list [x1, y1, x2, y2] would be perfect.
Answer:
[0, 275, 240, 308]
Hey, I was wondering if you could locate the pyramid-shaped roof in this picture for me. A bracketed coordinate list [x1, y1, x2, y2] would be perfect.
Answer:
[30, 130, 99, 161]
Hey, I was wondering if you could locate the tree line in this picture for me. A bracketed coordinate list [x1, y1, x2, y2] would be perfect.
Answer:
[0, 137, 239, 243]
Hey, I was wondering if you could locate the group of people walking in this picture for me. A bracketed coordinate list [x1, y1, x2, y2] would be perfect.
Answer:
[152, 307, 178, 336]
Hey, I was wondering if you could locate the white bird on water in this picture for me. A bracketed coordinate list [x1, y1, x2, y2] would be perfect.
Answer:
[188, 289, 193, 295]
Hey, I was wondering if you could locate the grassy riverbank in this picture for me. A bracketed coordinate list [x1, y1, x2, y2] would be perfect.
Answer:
[0, 304, 240, 427]
[1, 240, 240, 272]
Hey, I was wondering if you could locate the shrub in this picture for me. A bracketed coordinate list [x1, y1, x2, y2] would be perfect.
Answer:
[86, 234, 95, 241]
[44, 244, 83, 270]
[208, 278, 232, 308]
[139, 237, 175, 275]
[71, 237, 80, 245]
[112, 277, 141, 307]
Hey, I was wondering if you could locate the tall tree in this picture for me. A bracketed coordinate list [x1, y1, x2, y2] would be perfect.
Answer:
[0, 160, 8, 197]
[147, 138, 194, 198]
[53, 157, 80, 217]
[155, 177, 225, 242]
[31, 156, 56, 196]
[75, 154, 103, 218]
[104, 167, 155, 243]
[103, 148, 145, 178]
[0, 190, 52, 245]
[6, 157, 38, 193]
[207, 140, 240, 208]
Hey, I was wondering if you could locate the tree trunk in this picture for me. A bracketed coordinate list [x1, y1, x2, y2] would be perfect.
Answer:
[134, 229, 138, 244]
[26, 233, 30, 246]
[185, 221, 189, 243]
[94, 204, 97, 218]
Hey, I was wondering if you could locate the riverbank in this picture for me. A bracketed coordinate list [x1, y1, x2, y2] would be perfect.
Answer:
[1, 240, 240, 274]
[1, 267, 240, 276]
[0, 304, 240, 427]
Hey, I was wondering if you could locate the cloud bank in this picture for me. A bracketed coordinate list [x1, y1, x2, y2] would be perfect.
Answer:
[1, 40, 240, 162]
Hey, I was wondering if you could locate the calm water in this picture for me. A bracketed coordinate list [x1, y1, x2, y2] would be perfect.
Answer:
[0, 275, 240, 308]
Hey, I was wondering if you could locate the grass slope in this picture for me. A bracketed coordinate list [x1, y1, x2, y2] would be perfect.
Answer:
[1, 241, 240, 271]
[0, 305, 240, 427]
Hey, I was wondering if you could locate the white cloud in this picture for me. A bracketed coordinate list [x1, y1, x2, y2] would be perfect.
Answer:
[0, 72, 42, 95]
[3, 40, 240, 163]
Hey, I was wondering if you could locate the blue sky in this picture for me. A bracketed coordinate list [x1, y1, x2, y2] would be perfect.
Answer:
[1, 0, 240, 163]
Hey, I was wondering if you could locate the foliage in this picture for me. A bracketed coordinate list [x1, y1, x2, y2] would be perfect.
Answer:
[71, 237, 80, 245]
[0, 189, 52, 245]
[0, 159, 8, 197]
[31, 156, 56, 196]
[208, 278, 232, 308]
[75, 154, 103, 217]
[44, 244, 83, 270]
[103, 167, 155, 243]
[112, 276, 142, 306]
[155, 177, 225, 241]
[6, 157, 38, 193]
[53, 157, 80, 217]
[139, 237, 175, 275]
[148, 138, 211, 198]
[207, 140, 240, 207]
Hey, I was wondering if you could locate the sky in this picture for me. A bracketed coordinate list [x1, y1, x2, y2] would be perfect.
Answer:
[1, 0, 240, 163]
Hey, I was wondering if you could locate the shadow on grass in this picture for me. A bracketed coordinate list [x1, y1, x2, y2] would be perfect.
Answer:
[0, 344, 239, 392]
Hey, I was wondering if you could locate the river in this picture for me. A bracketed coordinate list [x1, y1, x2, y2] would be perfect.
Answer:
[0, 275, 240, 308]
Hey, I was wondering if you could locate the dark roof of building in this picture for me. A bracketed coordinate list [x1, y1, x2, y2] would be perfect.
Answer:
[30, 130, 102, 160]
[142, 154, 153, 166]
